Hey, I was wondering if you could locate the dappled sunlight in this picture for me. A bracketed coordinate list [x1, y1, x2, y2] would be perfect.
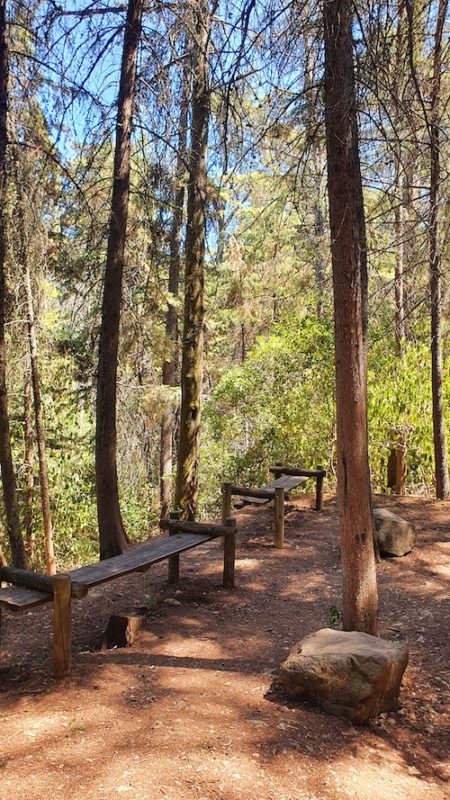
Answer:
[1, 496, 449, 799]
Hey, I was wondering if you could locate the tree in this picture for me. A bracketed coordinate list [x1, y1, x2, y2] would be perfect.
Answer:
[0, 0, 26, 568]
[96, 0, 144, 558]
[323, 0, 378, 634]
[175, 0, 211, 519]
[160, 40, 190, 518]
[428, 0, 449, 499]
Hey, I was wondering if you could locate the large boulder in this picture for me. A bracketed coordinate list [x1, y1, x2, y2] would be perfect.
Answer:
[373, 507, 416, 556]
[279, 628, 409, 724]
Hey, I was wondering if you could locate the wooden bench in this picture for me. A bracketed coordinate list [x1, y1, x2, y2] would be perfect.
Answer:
[0, 516, 236, 679]
[221, 464, 326, 548]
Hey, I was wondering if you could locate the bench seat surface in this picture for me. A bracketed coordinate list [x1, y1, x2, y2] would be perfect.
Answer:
[234, 475, 307, 508]
[0, 532, 214, 612]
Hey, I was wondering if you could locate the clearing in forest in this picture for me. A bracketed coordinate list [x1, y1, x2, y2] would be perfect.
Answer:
[0, 495, 449, 800]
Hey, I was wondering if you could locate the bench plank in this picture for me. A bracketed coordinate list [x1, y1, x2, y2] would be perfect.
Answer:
[0, 532, 214, 612]
[68, 532, 214, 587]
[234, 475, 307, 508]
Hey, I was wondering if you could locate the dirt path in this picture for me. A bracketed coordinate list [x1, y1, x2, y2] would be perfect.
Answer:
[1, 495, 449, 800]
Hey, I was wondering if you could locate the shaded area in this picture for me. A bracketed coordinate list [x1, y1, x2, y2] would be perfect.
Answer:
[0, 494, 449, 800]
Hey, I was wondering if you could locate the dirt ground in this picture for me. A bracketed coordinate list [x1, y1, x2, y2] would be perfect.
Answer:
[1, 494, 449, 800]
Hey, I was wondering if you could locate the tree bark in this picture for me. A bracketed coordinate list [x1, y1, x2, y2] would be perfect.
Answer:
[23, 267, 56, 574]
[175, 0, 210, 520]
[0, 0, 26, 568]
[96, 0, 144, 558]
[323, 0, 378, 634]
[160, 46, 190, 518]
[429, 0, 450, 499]
[23, 371, 35, 562]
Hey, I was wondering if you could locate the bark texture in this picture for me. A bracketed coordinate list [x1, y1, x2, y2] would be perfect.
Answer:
[23, 372, 35, 562]
[160, 48, 190, 518]
[0, 0, 26, 568]
[96, 0, 143, 558]
[429, 0, 450, 499]
[175, 0, 210, 519]
[23, 267, 55, 574]
[323, 0, 378, 634]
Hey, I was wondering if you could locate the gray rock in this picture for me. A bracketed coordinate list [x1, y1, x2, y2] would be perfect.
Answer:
[373, 507, 416, 556]
[279, 628, 409, 724]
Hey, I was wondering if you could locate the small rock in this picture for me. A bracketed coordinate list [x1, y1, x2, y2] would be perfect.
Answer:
[164, 598, 181, 606]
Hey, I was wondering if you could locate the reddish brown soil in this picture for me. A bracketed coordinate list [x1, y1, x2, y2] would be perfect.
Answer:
[1, 495, 449, 800]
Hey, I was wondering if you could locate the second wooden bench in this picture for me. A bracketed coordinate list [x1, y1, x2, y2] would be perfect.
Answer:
[221, 464, 326, 547]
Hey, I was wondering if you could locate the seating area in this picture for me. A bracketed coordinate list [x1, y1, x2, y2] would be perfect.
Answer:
[221, 463, 326, 547]
[0, 516, 236, 678]
[0, 464, 325, 679]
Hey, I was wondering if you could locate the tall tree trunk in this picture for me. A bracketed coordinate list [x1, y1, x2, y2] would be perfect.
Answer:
[305, 15, 326, 314]
[429, 0, 450, 499]
[323, 0, 378, 635]
[175, 0, 211, 520]
[160, 49, 190, 518]
[15, 161, 54, 572]
[23, 370, 35, 562]
[96, 0, 143, 558]
[23, 267, 56, 574]
[0, 0, 26, 568]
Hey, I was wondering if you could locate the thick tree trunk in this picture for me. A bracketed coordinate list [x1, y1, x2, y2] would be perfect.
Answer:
[160, 51, 190, 518]
[23, 267, 56, 574]
[323, 0, 378, 634]
[175, 0, 210, 520]
[429, 0, 450, 499]
[0, 0, 26, 568]
[96, 0, 143, 558]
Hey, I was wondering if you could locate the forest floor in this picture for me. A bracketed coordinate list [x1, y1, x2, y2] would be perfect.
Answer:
[0, 494, 449, 800]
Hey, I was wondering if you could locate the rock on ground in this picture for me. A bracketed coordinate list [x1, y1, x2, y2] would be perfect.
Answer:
[373, 507, 417, 556]
[279, 628, 409, 724]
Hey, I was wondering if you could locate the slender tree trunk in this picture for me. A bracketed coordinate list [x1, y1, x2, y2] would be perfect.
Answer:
[393, 2, 406, 359]
[323, 0, 378, 634]
[0, 0, 26, 568]
[96, 0, 144, 558]
[23, 267, 56, 574]
[394, 168, 405, 357]
[23, 366, 35, 562]
[175, 0, 211, 520]
[305, 17, 326, 314]
[429, 0, 450, 499]
[160, 49, 190, 518]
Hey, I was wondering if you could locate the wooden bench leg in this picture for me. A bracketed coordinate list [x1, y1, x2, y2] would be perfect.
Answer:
[168, 510, 181, 583]
[274, 486, 285, 548]
[223, 517, 236, 589]
[53, 574, 72, 679]
[221, 482, 232, 525]
[315, 464, 324, 511]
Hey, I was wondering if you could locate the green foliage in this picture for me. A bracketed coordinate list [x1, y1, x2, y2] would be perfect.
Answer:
[199, 312, 335, 515]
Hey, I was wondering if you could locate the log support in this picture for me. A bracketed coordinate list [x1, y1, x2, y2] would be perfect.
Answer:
[53, 574, 72, 679]
[274, 486, 285, 548]
[221, 481, 232, 525]
[168, 509, 181, 583]
[223, 517, 236, 589]
[315, 464, 325, 511]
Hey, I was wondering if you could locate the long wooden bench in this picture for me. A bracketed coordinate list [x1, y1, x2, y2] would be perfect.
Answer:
[0, 516, 236, 679]
[221, 464, 326, 548]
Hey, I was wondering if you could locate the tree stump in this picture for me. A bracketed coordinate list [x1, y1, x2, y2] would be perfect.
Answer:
[102, 612, 144, 649]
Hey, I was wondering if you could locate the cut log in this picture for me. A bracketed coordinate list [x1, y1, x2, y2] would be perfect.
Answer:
[0, 566, 88, 599]
[102, 612, 144, 649]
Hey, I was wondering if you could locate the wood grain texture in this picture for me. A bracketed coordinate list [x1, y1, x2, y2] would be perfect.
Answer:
[0, 532, 214, 610]
[233, 475, 306, 508]
[53, 574, 72, 678]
